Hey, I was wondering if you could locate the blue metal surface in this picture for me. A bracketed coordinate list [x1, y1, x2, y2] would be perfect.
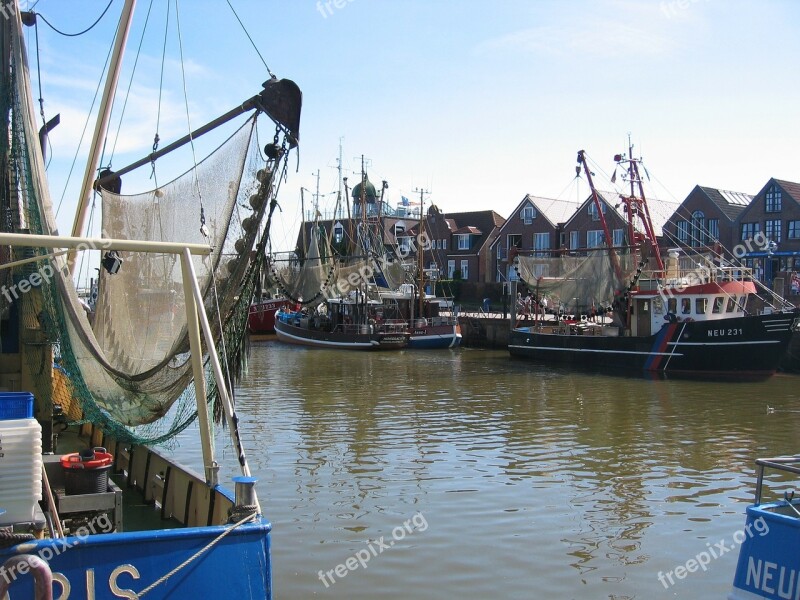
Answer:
[731, 502, 800, 599]
[0, 516, 272, 599]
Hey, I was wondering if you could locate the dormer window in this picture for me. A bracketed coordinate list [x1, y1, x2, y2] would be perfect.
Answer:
[521, 205, 536, 224]
[766, 185, 782, 213]
[455, 234, 470, 250]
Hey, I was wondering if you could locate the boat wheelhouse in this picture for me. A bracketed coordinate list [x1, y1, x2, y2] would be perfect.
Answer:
[378, 284, 462, 349]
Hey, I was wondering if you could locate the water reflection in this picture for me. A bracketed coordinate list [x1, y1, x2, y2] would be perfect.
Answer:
[178, 344, 800, 599]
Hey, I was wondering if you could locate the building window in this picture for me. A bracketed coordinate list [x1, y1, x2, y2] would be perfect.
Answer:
[691, 210, 705, 247]
[676, 220, 689, 243]
[766, 185, 782, 212]
[398, 237, 411, 254]
[741, 222, 760, 241]
[447, 260, 455, 278]
[789, 221, 800, 240]
[587, 201, 606, 221]
[534, 232, 550, 255]
[456, 234, 470, 250]
[707, 219, 719, 242]
[612, 229, 624, 247]
[765, 219, 782, 243]
[569, 230, 580, 250]
[460, 260, 469, 280]
[521, 205, 536, 224]
[443, 238, 447, 250]
[333, 223, 344, 244]
[508, 233, 521, 251]
[587, 230, 605, 248]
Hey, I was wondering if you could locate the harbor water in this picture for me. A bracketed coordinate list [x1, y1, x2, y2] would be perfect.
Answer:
[174, 343, 800, 599]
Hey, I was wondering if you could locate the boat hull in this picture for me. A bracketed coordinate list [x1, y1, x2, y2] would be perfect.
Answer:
[0, 516, 271, 599]
[408, 323, 462, 349]
[729, 502, 800, 600]
[247, 299, 288, 334]
[508, 313, 798, 376]
[274, 319, 409, 350]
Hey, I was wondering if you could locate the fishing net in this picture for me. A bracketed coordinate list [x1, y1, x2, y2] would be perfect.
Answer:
[5, 12, 298, 444]
[514, 252, 634, 310]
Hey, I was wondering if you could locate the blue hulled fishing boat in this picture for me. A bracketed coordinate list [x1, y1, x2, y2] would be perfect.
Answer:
[0, 1, 301, 597]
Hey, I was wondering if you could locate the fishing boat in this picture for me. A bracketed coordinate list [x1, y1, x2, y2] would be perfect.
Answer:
[374, 189, 461, 349]
[378, 284, 461, 349]
[271, 158, 412, 350]
[508, 144, 799, 377]
[729, 455, 800, 600]
[0, 1, 300, 597]
[248, 295, 288, 334]
[274, 294, 409, 350]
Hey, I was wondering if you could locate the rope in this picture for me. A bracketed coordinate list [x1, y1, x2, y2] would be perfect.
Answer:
[55, 20, 117, 218]
[173, 0, 205, 213]
[36, 1, 115, 37]
[0, 530, 35, 550]
[109, 0, 157, 161]
[135, 512, 258, 597]
[225, 0, 274, 78]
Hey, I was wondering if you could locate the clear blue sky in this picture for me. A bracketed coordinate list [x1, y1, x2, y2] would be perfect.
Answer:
[21, 0, 800, 244]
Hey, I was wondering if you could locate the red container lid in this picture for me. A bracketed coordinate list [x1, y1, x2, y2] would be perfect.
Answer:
[60, 447, 113, 470]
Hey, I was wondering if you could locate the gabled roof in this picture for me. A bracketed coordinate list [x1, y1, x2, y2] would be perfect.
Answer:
[562, 190, 680, 237]
[453, 226, 482, 235]
[437, 209, 506, 254]
[562, 190, 625, 229]
[735, 177, 800, 222]
[532, 196, 583, 227]
[696, 186, 752, 221]
[491, 194, 581, 246]
[774, 179, 800, 202]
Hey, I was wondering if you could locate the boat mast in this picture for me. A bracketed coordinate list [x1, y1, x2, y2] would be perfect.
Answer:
[577, 150, 624, 285]
[414, 187, 429, 318]
[68, 0, 137, 273]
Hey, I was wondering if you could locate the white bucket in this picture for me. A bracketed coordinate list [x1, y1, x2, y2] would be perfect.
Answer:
[0, 418, 43, 524]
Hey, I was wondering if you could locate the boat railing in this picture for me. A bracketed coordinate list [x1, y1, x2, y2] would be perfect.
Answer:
[379, 320, 410, 334]
[753, 456, 800, 506]
[639, 264, 755, 288]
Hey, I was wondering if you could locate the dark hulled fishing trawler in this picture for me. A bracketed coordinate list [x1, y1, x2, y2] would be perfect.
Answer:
[508, 145, 798, 377]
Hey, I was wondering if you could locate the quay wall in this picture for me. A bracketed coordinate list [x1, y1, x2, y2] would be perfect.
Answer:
[457, 313, 511, 348]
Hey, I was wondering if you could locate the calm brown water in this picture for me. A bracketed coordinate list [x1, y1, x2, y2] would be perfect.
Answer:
[175, 343, 800, 599]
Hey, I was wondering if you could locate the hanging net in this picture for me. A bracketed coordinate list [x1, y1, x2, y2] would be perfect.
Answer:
[5, 11, 300, 444]
[514, 251, 634, 310]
